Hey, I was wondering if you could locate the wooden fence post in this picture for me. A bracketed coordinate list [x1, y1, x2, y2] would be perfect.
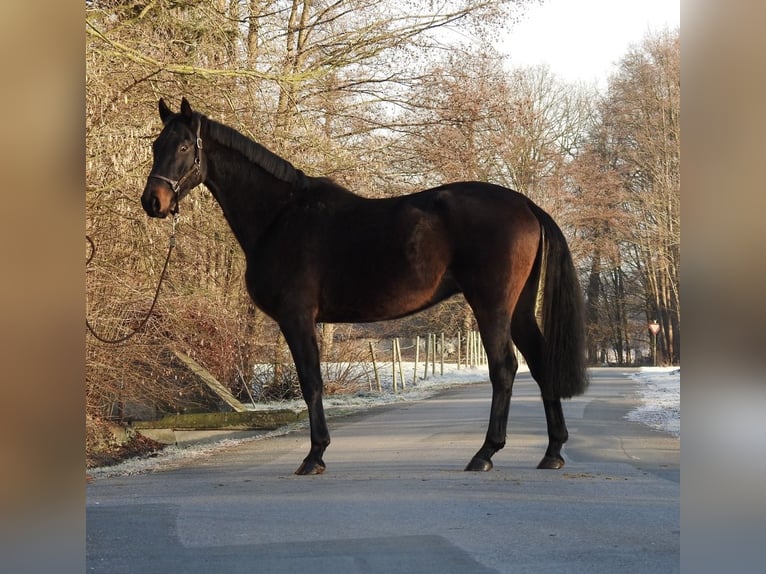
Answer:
[430, 333, 436, 376]
[457, 331, 461, 369]
[466, 331, 471, 367]
[395, 337, 406, 390]
[391, 339, 398, 392]
[413, 335, 420, 386]
[440, 332, 444, 375]
[369, 341, 381, 392]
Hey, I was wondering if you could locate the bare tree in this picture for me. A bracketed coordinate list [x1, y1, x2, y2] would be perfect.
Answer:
[567, 28, 680, 365]
[602, 29, 680, 363]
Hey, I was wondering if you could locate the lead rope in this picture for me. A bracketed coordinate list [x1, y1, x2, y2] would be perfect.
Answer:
[86, 213, 179, 344]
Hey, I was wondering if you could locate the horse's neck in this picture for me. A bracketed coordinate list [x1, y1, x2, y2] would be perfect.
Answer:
[203, 147, 295, 250]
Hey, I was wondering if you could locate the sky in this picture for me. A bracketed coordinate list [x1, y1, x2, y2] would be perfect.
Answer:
[500, 0, 681, 89]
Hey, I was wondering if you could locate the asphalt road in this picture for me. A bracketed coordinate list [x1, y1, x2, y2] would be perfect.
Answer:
[86, 368, 679, 573]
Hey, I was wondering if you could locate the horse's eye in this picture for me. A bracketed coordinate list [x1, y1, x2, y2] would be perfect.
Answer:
[179, 144, 189, 153]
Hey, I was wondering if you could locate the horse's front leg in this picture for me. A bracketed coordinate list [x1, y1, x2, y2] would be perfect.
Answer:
[279, 316, 330, 475]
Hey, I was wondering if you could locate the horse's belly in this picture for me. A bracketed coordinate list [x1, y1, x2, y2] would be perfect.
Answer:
[317, 269, 459, 323]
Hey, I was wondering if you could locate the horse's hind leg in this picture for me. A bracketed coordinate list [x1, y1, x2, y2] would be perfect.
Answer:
[538, 398, 568, 469]
[465, 310, 518, 472]
[511, 311, 569, 469]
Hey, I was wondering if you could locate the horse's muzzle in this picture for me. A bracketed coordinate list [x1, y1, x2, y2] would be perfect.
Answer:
[141, 180, 176, 218]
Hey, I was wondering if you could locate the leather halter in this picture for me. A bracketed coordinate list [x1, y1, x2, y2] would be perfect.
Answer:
[148, 118, 203, 213]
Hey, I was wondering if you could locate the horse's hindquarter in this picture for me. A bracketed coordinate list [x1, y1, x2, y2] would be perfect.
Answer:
[437, 184, 541, 294]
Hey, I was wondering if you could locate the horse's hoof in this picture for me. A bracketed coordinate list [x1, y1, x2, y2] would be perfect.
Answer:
[465, 457, 493, 472]
[537, 455, 565, 469]
[295, 460, 326, 475]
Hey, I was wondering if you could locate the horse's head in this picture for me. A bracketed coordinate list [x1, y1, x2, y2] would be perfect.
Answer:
[142, 98, 206, 218]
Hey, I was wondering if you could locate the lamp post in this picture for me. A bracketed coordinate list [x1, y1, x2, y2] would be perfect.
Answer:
[648, 320, 661, 366]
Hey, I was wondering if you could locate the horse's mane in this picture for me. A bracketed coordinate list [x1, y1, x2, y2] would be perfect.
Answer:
[203, 115, 304, 186]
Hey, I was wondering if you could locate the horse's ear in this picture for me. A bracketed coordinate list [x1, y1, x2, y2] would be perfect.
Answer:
[180, 97, 193, 119]
[158, 98, 173, 124]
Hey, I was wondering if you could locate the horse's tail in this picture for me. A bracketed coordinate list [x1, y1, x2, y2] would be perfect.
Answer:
[527, 200, 588, 399]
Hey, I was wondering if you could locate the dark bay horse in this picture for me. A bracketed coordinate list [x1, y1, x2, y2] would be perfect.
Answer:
[142, 98, 588, 475]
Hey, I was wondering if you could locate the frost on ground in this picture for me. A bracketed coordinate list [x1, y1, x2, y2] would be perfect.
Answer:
[87, 361, 498, 479]
[88, 363, 680, 480]
[625, 367, 680, 437]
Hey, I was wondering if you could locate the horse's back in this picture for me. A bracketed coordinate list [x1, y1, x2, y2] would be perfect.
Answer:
[316, 180, 538, 274]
